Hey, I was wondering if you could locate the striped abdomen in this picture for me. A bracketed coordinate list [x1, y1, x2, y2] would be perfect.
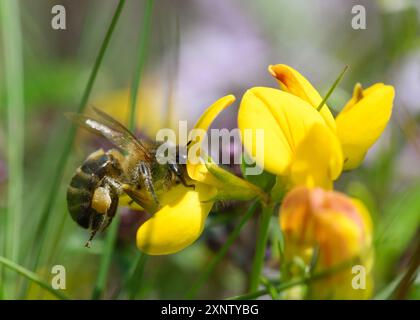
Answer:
[67, 149, 121, 230]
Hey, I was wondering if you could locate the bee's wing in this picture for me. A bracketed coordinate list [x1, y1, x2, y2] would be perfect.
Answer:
[66, 109, 151, 161]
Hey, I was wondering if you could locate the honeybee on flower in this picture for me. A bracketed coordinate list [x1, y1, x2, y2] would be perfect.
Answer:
[67, 95, 267, 255]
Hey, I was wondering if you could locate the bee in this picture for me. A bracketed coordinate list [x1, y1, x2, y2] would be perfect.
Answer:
[66, 108, 193, 247]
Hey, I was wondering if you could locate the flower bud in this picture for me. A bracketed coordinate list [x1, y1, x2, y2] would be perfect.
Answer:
[279, 187, 373, 299]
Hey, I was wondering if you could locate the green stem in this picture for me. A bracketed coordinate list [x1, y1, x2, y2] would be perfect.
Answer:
[228, 259, 355, 300]
[129, 0, 154, 132]
[186, 201, 260, 299]
[393, 235, 420, 299]
[112, 251, 148, 299]
[114, 0, 155, 300]
[260, 276, 279, 299]
[127, 252, 148, 299]
[163, 14, 180, 128]
[1, 0, 25, 299]
[228, 277, 304, 300]
[91, 215, 121, 299]
[316, 65, 348, 111]
[249, 203, 275, 292]
[25, 0, 126, 286]
[0, 256, 70, 300]
[374, 273, 404, 300]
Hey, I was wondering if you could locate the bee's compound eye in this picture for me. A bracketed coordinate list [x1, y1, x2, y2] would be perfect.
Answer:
[91, 187, 112, 214]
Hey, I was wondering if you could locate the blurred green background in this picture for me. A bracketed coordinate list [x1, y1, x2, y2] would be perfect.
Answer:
[0, 0, 419, 299]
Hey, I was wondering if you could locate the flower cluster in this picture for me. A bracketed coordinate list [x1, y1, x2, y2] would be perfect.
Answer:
[111, 64, 393, 299]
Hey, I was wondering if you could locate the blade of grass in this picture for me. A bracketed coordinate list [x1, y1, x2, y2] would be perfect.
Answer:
[92, 0, 154, 300]
[186, 201, 259, 299]
[163, 12, 180, 128]
[25, 0, 126, 282]
[126, 252, 148, 299]
[1, 0, 25, 299]
[0, 256, 70, 300]
[91, 215, 121, 299]
[393, 234, 420, 299]
[112, 250, 148, 299]
[0, 207, 5, 300]
[40, 206, 71, 294]
[129, 0, 154, 131]
[125, 0, 154, 296]
[316, 65, 349, 111]
[249, 203, 275, 292]
[374, 273, 405, 300]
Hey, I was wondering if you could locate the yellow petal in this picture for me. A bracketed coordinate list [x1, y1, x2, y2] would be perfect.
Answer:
[192, 94, 236, 131]
[269, 64, 336, 131]
[187, 162, 220, 186]
[136, 183, 216, 255]
[187, 95, 235, 184]
[290, 123, 343, 189]
[339, 82, 363, 111]
[238, 87, 327, 176]
[335, 83, 395, 170]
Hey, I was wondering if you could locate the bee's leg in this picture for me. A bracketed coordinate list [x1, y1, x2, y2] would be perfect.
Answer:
[138, 161, 159, 205]
[86, 212, 105, 248]
[102, 176, 123, 195]
[85, 232, 96, 248]
[85, 178, 121, 247]
[168, 161, 195, 189]
[99, 177, 121, 230]
[85, 226, 100, 248]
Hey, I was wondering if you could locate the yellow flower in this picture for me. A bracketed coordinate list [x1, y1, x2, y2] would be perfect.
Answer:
[279, 187, 374, 299]
[136, 183, 216, 255]
[238, 86, 343, 190]
[269, 64, 395, 170]
[136, 95, 266, 255]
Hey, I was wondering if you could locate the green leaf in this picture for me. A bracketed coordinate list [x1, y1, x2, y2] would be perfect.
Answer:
[0, 256, 70, 300]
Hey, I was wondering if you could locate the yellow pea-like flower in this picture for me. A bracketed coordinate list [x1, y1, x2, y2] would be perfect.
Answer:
[279, 187, 374, 299]
[289, 123, 343, 190]
[335, 83, 395, 169]
[238, 86, 343, 189]
[268, 64, 337, 131]
[136, 95, 234, 255]
[269, 64, 395, 170]
[136, 95, 266, 255]
[136, 183, 216, 255]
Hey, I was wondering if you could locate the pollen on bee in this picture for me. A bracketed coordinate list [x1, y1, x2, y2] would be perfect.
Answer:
[91, 187, 111, 214]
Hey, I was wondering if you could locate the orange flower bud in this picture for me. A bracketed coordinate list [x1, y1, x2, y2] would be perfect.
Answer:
[279, 187, 374, 299]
